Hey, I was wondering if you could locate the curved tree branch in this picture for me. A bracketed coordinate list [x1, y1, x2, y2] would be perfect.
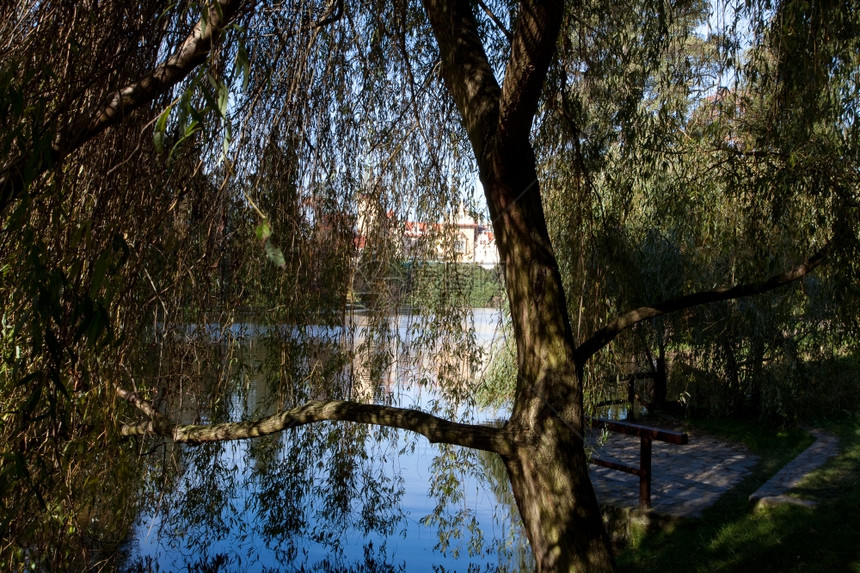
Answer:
[314, 0, 344, 28]
[497, 0, 563, 145]
[420, 0, 563, 162]
[574, 240, 834, 365]
[115, 386, 175, 437]
[421, 0, 502, 162]
[117, 387, 515, 457]
[0, 0, 246, 214]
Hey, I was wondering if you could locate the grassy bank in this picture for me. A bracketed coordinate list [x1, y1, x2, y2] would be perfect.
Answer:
[616, 415, 860, 572]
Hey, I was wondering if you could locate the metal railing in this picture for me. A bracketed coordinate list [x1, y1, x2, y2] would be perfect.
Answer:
[588, 417, 688, 509]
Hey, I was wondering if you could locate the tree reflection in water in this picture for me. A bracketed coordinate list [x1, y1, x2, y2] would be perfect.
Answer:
[121, 311, 532, 571]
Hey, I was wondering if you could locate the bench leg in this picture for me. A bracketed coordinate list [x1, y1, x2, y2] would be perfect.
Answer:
[639, 436, 652, 509]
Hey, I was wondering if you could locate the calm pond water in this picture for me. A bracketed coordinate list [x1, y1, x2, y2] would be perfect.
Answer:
[121, 309, 533, 572]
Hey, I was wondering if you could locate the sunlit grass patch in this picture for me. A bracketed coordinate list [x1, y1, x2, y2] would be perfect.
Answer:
[617, 415, 860, 572]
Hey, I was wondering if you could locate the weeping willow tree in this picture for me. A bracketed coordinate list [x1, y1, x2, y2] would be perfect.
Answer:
[1, 0, 858, 571]
[535, 0, 860, 420]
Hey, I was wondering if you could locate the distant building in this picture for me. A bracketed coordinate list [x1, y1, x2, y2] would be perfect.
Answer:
[354, 196, 500, 267]
[398, 204, 499, 267]
[473, 226, 500, 269]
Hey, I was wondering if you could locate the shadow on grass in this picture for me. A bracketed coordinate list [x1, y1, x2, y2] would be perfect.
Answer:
[616, 416, 860, 573]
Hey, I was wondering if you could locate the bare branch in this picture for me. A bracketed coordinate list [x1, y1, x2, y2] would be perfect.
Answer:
[114, 386, 175, 437]
[0, 0, 246, 214]
[574, 240, 834, 365]
[476, 0, 512, 42]
[314, 0, 344, 28]
[118, 389, 515, 457]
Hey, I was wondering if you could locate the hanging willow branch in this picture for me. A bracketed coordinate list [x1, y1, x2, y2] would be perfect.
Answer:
[0, 0, 245, 214]
[116, 386, 516, 457]
[574, 239, 834, 365]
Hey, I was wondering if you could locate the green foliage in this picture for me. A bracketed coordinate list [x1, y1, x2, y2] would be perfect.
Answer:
[475, 317, 517, 409]
[1, 0, 859, 567]
[540, 0, 860, 421]
[352, 261, 504, 311]
[405, 263, 504, 311]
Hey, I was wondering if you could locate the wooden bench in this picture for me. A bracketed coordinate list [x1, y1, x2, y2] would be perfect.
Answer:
[587, 417, 688, 509]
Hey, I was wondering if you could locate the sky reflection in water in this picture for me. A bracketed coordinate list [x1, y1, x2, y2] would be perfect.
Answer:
[122, 309, 532, 572]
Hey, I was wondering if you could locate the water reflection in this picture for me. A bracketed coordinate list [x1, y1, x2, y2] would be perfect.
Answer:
[121, 309, 532, 571]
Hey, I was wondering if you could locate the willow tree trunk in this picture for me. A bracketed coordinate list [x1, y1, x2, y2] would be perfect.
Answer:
[505, 424, 615, 572]
[420, 0, 617, 570]
[484, 141, 617, 573]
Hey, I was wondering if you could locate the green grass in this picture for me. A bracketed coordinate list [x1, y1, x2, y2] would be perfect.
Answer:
[616, 415, 860, 572]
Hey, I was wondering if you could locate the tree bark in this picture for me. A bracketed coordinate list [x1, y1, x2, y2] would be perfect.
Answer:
[505, 421, 614, 572]
[117, 387, 516, 456]
[422, 1, 616, 570]
[482, 136, 616, 573]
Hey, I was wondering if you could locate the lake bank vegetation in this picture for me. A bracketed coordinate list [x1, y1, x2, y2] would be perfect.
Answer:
[1, 0, 858, 571]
